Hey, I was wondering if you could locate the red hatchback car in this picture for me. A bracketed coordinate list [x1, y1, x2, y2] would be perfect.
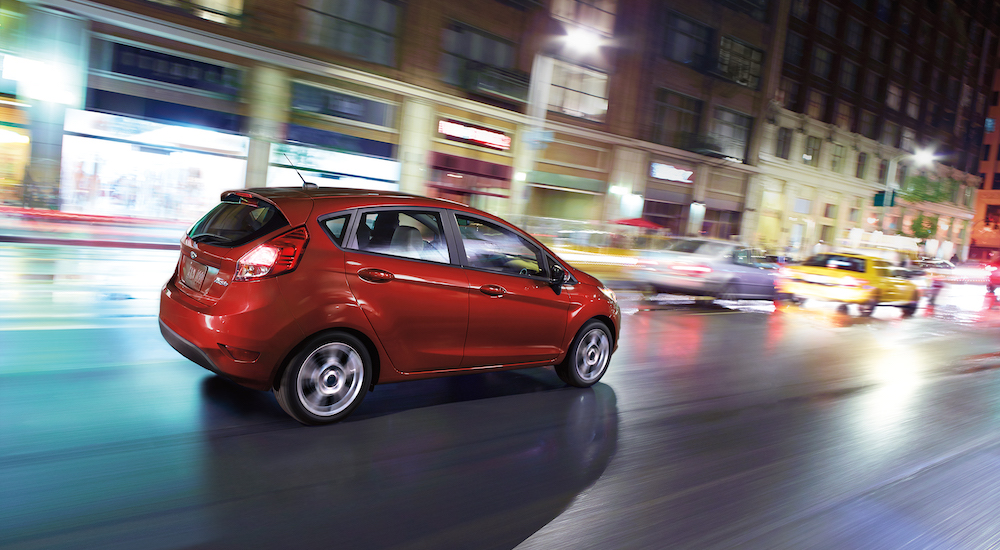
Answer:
[159, 187, 621, 425]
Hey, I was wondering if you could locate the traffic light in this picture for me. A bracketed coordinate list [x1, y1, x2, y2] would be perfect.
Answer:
[873, 191, 896, 207]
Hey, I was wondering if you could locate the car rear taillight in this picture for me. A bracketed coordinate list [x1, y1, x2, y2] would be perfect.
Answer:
[840, 276, 862, 287]
[234, 226, 309, 281]
[670, 264, 712, 275]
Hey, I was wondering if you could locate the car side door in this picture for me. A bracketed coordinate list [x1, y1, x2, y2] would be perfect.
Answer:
[452, 212, 570, 367]
[731, 247, 774, 298]
[342, 208, 470, 374]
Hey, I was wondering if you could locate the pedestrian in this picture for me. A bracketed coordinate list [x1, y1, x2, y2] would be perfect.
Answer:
[950, 253, 959, 264]
[928, 273, 945, 307]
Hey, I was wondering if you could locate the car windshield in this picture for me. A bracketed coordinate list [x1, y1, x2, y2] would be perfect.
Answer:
[802, 254, 866, 273]
[664, 239, 732, 255]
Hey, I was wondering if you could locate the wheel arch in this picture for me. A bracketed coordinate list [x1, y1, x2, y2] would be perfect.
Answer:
[272, 327, 382, 392]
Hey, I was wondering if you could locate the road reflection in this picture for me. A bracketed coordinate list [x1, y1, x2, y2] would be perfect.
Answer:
[197, 373, 619, 550]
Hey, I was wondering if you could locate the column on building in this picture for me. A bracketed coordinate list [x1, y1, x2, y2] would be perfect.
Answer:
[22, 8, 88, 209]
[398, 98, 435, 196]
[244, 65, 290, 188]
[603, 146, 647, 222]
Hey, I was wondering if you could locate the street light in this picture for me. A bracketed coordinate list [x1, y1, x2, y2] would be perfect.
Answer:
[881, 147, 936, 234]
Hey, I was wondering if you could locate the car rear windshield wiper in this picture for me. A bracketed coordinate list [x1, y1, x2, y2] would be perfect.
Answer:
[190, 233, 232, 244]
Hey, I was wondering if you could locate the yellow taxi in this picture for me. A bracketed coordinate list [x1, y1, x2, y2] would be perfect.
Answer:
[777, 252, 920, 317]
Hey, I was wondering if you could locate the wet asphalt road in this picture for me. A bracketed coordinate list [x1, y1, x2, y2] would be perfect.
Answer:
[3, 244, 1000, 549]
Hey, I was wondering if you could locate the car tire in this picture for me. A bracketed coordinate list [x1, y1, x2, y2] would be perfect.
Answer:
[900, 292, 918, 318]
[274, 332, 372, 425]
[716, 282, 739, 302]
[859, 293, 879, 317]
[837, 303, 849, 315]
[556, 320, 612, 388]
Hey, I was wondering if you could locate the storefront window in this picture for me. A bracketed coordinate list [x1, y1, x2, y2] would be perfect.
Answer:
[643, 200, 687, 236]
[59, 109, 249, 222]
[701, 209, 741, 239]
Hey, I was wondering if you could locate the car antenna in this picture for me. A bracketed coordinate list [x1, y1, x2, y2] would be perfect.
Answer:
[284, 154, 317, 189]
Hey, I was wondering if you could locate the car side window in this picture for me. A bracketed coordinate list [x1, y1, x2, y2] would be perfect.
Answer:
[456, 215, 544, 277]
[323, 215, 350, 246]
[733, 248, 754, 266]
[349, 210, 451, 263]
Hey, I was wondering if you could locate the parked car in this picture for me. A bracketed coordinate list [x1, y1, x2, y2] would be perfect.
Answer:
[632, 237, 779, 301]
[159, 188, 621, 425]
[777, 252, 920, 317]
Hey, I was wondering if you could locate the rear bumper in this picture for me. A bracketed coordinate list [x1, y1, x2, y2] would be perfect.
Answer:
[158, 277, 302, 391]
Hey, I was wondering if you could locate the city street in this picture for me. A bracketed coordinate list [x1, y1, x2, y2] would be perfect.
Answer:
[3, 243, 1000, 549]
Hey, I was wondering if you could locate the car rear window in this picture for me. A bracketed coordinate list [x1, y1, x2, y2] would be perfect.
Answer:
[187, 195, 289, 247]
[802, 254, 866, 272]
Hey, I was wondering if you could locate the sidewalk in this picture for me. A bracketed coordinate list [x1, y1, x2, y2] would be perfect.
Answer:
[0, 206, 186, 250]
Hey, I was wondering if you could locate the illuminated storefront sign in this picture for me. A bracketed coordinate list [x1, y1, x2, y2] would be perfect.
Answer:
[64, 109, 249, 155]
[650, 162, 694, 183]
[438, 119, 511, 151]
[270, 143, 401, 183]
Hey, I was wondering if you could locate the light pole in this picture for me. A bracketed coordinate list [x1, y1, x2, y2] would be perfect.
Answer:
[881, 147, 936, 234]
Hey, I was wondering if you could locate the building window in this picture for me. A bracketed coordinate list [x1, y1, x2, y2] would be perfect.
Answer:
[791, 0, 809, 20]
[859, 110, 877, 139]
[840, 60, 859, 91]
[299, 0, 400, 66]
[895, 164, 907, 187]
[901, 127, 915, 150]
[824, 203, 837, 218]
[946, 77, 960, 101]
[891, 46, 907, 73]
[807, 90, 827, 119]
[778, 78, 800, 110]
[548, 60, 608, 121]
[785, 32, 805, 66]
[440, 23, 515, 87]
[812, 47, 833, 80]
[803, 135, 821, 166]
[856, 152, 868, 178]
[911, 57, 924, 83]
[931, 68, 942, 93]
[551, 0, 617, 36]
[906, 94, 920, 119]
[793, 198, 812, 214]
[664, 12, 712, 66]
[652, 89, 703, 148]
[875, 0, 891, 21]
[935, 33, 947, 58]
[870, 33, 886, 63]
[917, 22, 931, 47]
[984, 144, 992, 161]
[776, 127, 792, 159]
[712, 107, 753, 162]
[876, 158, 889, 183]
[952, 47, 964, 68]
[924, 101, 935, 125]
[834, 102, 854, 131]
[148, 0, 243, 25]
[899, 9, 912, 34]
[880, 121, 899, 146]
[863, 72, 881, 101]
[886, 82, 902, 110]
[818, 2, 839, 35]
[845, 19, 864, 50]
[718, 36, 763, 88]
[831, 144, 846, 173]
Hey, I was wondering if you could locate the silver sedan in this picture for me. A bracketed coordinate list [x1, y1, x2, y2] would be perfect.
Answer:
[633, 237, 779, 300]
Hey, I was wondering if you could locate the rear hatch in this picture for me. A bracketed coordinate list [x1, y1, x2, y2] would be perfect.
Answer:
[175, 192, 290, 304]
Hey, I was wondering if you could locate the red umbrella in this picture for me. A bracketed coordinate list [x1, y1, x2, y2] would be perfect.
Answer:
[613, 218, 661, 229]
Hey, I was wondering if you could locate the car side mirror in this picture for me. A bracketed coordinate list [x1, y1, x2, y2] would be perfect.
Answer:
[549, 263, 565, 295]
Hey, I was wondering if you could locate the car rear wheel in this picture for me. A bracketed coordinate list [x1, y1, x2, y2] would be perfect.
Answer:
[275, 332, 371, 425]
[716, 282, 739, 302]
[556, 320, 612, 388]
[858, 293, 879, 317]
[900, 292, 919, 318]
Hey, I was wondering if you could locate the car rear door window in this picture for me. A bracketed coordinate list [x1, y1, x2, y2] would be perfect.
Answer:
[187, 194, 288, 247]
[456, 215, 544, 277]
[348, 210, 451, 263]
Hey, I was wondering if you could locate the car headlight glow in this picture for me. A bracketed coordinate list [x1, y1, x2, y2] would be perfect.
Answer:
[599, 286, 617, 303]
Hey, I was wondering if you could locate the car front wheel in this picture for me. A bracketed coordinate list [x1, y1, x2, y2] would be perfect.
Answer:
[275, 332, 372, 425]
[556, 320, 612, 388]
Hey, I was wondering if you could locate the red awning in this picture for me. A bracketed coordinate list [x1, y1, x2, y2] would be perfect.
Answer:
[614, 218, 661, 229]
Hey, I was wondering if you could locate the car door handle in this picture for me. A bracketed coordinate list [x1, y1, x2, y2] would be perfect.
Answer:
[358, 268, 395, 283]
[480, 284, 506, 297]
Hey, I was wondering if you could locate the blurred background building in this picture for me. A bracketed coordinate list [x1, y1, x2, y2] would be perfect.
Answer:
[0, 0, 995, 260]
